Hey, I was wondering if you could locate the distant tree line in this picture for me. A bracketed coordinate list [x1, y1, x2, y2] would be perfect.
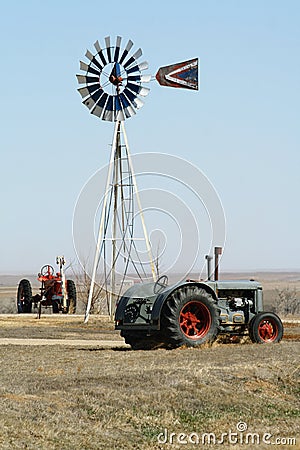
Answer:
[272, 287, 300, 316]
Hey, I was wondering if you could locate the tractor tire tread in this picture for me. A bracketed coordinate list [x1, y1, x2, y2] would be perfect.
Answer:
[249, 311, 283, 344]
[160, 285, 220, 348]
[17, 279, 32, 313]
[66, 279, 77, 314]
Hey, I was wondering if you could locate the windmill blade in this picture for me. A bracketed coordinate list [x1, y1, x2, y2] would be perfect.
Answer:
[126, 64, 140, 75]
[82, 88, 104, 110]
[76, 74, 100, 85]
[85, 49, 94, 61]
[85, 50, 103, 71]
[132, 96, 144, 109]
[92, 92, 109, 118]
[105, 36, 112, 63]
[137, 61, 149, 71]
[119, 93, 136, 118]
[102, 94, 114, 121]
[123, 88, 144, 109]
[80, 61, 100, 76]
[94, 40, 107, 66]
[114, 95, 125, 121]
[156, 58, 199, 90]
[141, 74, 152, 83]
[115, 109, 125, 121]
[119, 39, 134, 65]
[123, 106, 136, 118]
[125, 83, 140, 95]
[123, 48, 143, 69]
[115, 94, 122, 111]
[138, 86, 150, 97]
[127, 74, 151, 83]
[94, 40, 101, 53]
[77, 83, 100, 99]
[126, 82, 150, 97]
[114, 36, 122, 62]
[92, 105, 104, 118]
[76, 75, 87, 85]
[77, 87, 90, 99]
[127, 61, 149, 75]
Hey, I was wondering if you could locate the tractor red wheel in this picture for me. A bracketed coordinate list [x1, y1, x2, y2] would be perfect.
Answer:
[161, 287, 220, 348]
[179, 301, 211, 339]
[249, 312, 283, 344]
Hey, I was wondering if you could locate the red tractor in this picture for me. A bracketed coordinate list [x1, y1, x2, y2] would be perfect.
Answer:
[17, 257, 76, 318]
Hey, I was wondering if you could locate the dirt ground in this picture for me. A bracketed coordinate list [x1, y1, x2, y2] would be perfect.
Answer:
[0, 316, 299, 450]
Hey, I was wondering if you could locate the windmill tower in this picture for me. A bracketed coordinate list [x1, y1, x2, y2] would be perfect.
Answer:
[76, 36, 199, 322]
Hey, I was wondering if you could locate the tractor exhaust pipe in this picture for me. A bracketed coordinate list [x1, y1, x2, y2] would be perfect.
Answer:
[205, 255, 213, 280]
[214, 246, 222, 281]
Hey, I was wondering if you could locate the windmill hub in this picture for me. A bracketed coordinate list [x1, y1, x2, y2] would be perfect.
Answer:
[109, 62, 123, 86]
[109, 74, 123, 86]
[99, 62, 126, 95]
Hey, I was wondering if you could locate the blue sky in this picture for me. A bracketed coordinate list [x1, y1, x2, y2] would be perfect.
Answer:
[0, 0, 299, 273]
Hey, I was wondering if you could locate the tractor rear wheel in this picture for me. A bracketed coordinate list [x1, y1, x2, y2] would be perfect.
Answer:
[161, 286, 220, 348]
[66, 280, 77, 314]
[121, 330, 163, 350]
[249, 312, 283, 343]
[17, 279, 32, 313]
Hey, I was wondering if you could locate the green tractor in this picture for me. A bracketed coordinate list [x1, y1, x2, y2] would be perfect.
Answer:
[115, 249, 283, 350]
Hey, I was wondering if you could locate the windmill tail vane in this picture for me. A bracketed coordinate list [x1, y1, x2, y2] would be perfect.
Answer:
[155, 58, 199, 90]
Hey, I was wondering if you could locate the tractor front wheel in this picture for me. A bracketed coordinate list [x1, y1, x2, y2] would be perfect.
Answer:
[161, 286, 220, 348]
[249, 312, 283, 343]
[17, 279, 32, 313]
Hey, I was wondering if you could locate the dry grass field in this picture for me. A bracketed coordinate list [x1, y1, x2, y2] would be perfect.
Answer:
[0, 315, 299, 450]
[0, 273, 299, 449]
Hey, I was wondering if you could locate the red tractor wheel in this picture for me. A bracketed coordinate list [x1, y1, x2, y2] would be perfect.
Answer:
[161, 286, 220, 348]
[179, 300, 212, 339]
[249, 312, 283, 343]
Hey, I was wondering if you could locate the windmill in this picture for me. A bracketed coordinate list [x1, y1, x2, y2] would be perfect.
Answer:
[76, 36, 198, 322]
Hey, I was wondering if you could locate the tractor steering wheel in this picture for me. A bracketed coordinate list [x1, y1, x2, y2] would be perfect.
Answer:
[153, 275, 169, 294]
[40, 265, 55, 277]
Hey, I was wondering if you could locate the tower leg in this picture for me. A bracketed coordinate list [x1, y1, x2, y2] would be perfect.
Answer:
[84, 121, 120, 324]
[110, 122, 121, 318]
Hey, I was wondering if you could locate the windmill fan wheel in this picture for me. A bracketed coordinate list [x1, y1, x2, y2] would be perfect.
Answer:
[76, 36, 151, 122]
